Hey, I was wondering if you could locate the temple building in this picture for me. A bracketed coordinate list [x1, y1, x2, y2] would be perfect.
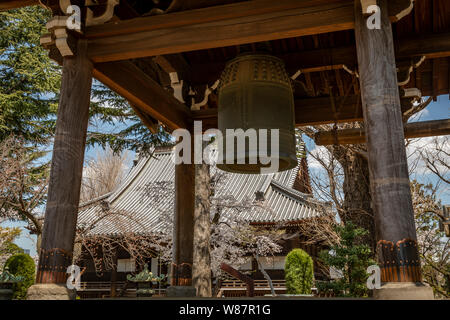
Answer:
[76, 147, 331, 298]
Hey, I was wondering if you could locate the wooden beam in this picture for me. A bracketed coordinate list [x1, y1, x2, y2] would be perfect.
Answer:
[93, 61, 191, 131]
[396, 33, 450, 60]
[315, 119, 450, 145]
[192, 95, 414, 130]
[86, 0, 414, 63]
[87, 0, 354, 62]
[0, 0, 38, 11]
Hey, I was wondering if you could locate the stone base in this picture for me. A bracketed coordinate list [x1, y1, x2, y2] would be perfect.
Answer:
[373, 282, 434, 300]
[166, 286, 197, 297]
[27, 284, 76, 300]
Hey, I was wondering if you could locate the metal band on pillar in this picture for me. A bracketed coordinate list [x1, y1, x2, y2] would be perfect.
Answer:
[377, 239, 421, 282]
[171, 263, 193, 286]
[36, 248, 72, 284]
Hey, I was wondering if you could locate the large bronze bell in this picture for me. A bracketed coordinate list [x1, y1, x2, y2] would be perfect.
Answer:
[216, 53, 297, 174]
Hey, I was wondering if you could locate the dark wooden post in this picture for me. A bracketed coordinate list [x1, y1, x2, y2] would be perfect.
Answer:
[354, 1, 431, 297]
[171, 161, 195, 287]
[36, 39, 93, 285]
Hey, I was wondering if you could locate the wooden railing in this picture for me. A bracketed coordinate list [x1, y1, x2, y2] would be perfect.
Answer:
[78, 281, 127, 291]
[77, 281, 166, 298]
[220, 279, 286, 289]
[217, 280, 287, 297]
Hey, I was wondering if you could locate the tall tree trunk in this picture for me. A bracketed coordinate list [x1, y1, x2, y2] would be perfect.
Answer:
[192, 162, 212, 297]
[332, 145, 376, 252]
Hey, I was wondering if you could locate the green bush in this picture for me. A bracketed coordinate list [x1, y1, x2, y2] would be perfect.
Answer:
[285, 248, 314, 294]
[317, 222, 375, 297]
[4, 253, 35, 299]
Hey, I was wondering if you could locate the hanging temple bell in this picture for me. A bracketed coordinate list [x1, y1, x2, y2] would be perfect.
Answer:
[216, 53, 297, 174]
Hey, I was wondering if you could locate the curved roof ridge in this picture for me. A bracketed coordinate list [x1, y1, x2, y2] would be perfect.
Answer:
[270, 179, 329, 208]
[79, 192, 112, 209]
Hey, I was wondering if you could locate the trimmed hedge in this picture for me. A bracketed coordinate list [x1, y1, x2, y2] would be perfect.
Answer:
[285, 248, 314, 294]
[4, 253, 35, 299]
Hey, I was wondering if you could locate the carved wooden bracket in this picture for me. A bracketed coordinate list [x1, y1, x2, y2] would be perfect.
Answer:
[397, 55, 425, 86]
[389, 0, 415, 22]
[361, 0, 414, 22]
[169, 72, 185, 103]
[86, 0, 119, 27]
[190, 80, 219, 111]
[40, 16, 77, 58]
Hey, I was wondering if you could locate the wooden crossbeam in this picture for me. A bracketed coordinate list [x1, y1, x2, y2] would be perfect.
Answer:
[86, 0, 412, 63]
[0, 0, 38, 11]
[396, 33, 450, 60]
[93, 61, 191, 131]
[314, 119, 450, 145]
[192, 95, 415, 130]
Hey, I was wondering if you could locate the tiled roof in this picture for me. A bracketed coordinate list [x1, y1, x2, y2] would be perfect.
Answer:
[78, 148, 331, 235]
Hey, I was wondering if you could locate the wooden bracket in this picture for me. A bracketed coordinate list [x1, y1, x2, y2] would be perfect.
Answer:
[86, 0, 119, 26]
[390, 0, 414, 22]
[169, 72, 185, 103]
[361, 0, 414, 21]
[190, 80, 219, 111]
[41, 16, 77, 58]
[396, 55, 425, 86]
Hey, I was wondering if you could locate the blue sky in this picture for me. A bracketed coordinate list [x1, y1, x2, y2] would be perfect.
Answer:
[3, 96, 449, 257]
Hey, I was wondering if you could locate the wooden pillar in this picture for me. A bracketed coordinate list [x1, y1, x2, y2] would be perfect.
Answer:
[36, 40, 93, 284]
[354, 0, 421, 283]
[192, 161, 212, 297]
[172, 161, 195, 286]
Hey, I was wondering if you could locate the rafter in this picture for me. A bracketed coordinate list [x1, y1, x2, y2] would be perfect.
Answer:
[93, 61, 192, 131]
[314, 119, 450, 145]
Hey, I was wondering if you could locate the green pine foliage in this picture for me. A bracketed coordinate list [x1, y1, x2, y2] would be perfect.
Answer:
[0, 6, 171, 154]
[285, 248, 314, 294]
[0, 7, 171, 230]
[4, 253, 35, 299]
[0, 6, 60, 145]
[317, 222, 375, 297]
